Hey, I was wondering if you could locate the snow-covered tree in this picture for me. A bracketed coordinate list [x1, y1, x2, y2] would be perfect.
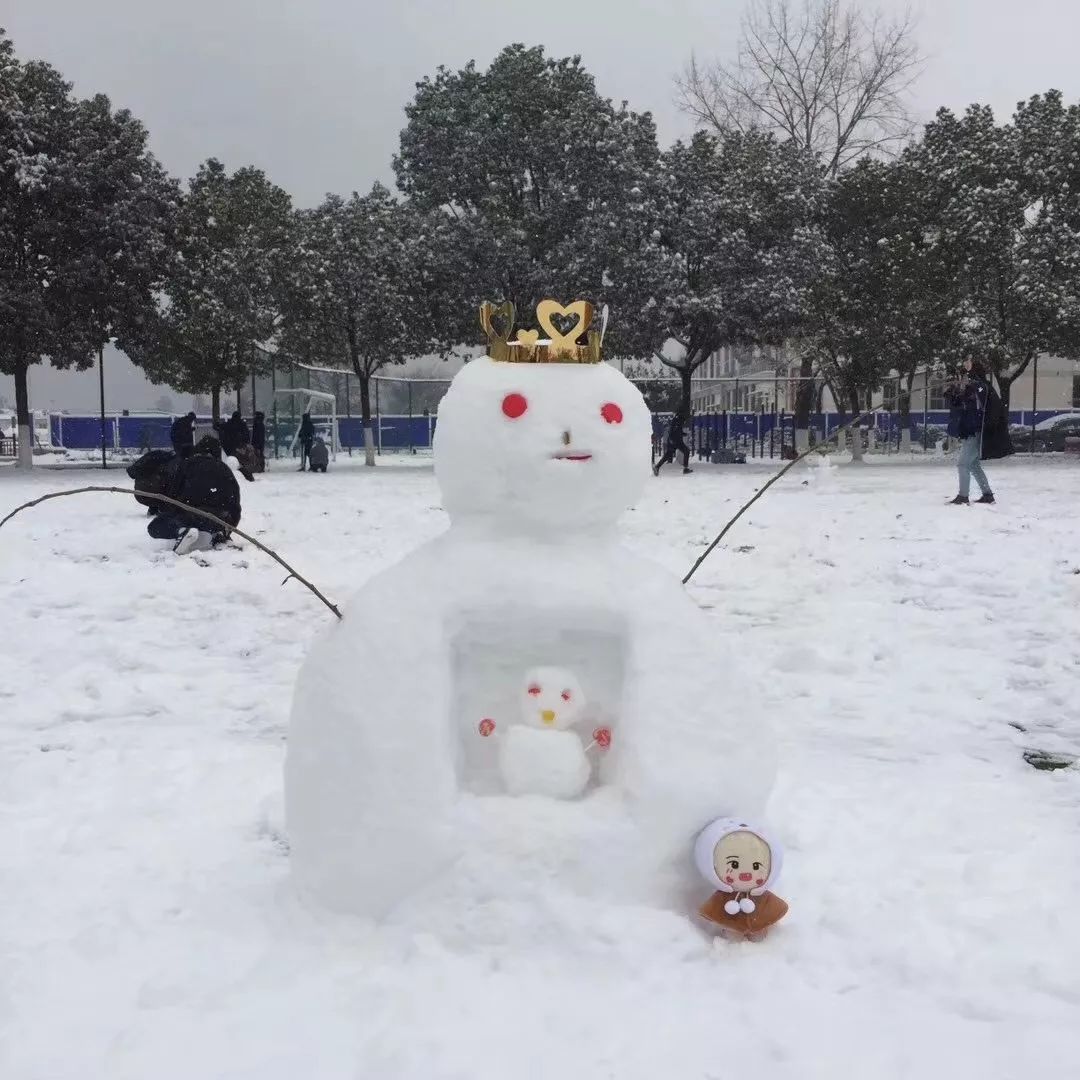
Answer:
[278, 185, 439, 466]
[394, 44, 659, 346]
[911, 94, 1080, 409]
[801, 158, 960, 454]
[612, 130, 829, 415]
[121, 160, 292, 421]
[0, 30, 177, 467]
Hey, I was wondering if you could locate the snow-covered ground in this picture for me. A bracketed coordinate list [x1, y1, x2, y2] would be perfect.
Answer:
[2, 453, 1079, 1080]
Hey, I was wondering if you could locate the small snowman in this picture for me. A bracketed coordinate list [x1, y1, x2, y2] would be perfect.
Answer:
[480, 667, 601, 799]
[693, 818, 788, 942]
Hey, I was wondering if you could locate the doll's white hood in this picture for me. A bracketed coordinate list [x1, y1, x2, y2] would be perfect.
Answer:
[693, 817, 783, 896]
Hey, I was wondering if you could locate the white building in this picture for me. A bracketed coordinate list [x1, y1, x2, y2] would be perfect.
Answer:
[691, 347, 1080, 416]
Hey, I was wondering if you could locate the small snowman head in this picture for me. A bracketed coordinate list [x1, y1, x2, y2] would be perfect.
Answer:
[520, 667, 585, 730]
[693, 818, 782, 900]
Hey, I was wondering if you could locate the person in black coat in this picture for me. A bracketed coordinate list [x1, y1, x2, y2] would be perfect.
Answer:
[126, 449, 175, 514]
[220, 410, 250, 457]
[653, 408, 694, 475]
[945, 356, 996, 505]
[147, 436, 241, 552]
[170, 412, 196, 454]
[307, 436, 330, 473]
[298, 412, 315, 471]
[251, 411, 266, 472]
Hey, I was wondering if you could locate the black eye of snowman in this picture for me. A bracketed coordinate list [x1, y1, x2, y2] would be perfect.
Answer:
[600, 402, 623, 424]
[561, 690, 572, 702]
[502, 393, 528, 419]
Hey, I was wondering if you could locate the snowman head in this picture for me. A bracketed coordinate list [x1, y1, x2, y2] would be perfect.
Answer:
[434, 357, 652, 534]
[520, 667, 586, 730]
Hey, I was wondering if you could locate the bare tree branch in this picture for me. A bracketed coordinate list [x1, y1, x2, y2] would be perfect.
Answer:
[0, 487, 343, 619]
[675, 0, 924, 176]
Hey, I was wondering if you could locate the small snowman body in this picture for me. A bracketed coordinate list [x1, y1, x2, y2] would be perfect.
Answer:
[497, 667, 590, 798]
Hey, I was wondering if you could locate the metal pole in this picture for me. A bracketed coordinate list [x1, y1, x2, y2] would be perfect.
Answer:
[251, 371, 257, 415]
[345, 371, 352, 455]
[290, 364, 296, 461]
[375, 377, 381, 455]
[1031, 354, 1038, 453]
[98, 345, 107, 470]
[408, 381, 414, 454]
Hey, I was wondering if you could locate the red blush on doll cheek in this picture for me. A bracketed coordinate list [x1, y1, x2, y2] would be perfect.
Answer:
[724, 876, 734, 885]
[756, 878, 765, 886]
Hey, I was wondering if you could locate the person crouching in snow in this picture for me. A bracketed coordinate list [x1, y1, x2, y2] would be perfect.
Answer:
[147, 435, 242, 555]
[945, 354, 995, 506]
[694, 818, 788, 942]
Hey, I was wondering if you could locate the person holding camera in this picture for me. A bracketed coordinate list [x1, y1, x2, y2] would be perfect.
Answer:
[945, 355, 995, 505]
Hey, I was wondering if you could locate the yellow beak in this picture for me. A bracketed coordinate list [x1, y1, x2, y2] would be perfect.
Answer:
[541, 709, 556, 727]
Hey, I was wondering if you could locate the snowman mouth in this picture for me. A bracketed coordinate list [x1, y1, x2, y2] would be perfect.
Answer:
[551, 452, 593, 462]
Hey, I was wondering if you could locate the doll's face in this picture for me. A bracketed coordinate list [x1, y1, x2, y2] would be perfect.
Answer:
[713, 831, 771, 890]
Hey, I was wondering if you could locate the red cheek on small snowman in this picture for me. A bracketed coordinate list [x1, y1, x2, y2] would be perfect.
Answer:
[600, 402, 623, 424]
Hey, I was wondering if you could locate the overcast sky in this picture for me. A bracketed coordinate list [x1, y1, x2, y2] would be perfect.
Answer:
[3, 0, 1079, 412]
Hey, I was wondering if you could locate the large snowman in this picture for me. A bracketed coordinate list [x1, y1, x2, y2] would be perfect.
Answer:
[285, 301, 774, 919]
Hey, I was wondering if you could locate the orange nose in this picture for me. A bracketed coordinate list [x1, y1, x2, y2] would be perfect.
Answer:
[541, 709, 556, 726]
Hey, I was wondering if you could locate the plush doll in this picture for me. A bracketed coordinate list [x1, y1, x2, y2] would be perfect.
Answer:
[693, 818, 787, 941]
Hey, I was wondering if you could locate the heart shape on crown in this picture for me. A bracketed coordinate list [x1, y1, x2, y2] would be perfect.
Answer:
[537, 300, 594, 351]
[479, 300, 516, 344]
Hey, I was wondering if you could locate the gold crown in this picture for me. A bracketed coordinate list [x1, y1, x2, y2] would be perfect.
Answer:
[480, 299, 603, 363]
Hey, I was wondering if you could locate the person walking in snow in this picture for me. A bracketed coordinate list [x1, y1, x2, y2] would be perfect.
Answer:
[653, 407, 693, 476]
[298, 412, 315, 471]
[170, 411, 196, 454]
[945, 355, 995, 505]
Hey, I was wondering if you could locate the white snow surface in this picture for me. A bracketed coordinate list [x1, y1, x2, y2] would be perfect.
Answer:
[2, 454, 1080, 1079]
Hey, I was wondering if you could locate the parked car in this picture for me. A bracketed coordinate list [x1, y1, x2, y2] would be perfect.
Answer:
[1009, 414, 1080, 452]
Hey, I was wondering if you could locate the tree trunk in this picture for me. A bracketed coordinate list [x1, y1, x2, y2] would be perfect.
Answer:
[211, 385, 222, 423]
[678, 366, 693, 417]
[848, 389, 864, 462]
[998, 353, 1034, 415]
[358, 370, 376, 467]
[898, 369, 914, 453]
[793, 354, 814, 454]
[998, 374, 1014, 413]
[14, 359, 33, 470]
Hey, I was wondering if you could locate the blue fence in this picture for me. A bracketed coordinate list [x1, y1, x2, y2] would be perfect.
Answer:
[48, 408, 1080, 454]
[48, 413, 440, 453]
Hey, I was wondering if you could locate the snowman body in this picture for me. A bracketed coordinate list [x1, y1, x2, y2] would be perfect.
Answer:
[499, 727, 590, 799]
[285, 351, 775, 919]
[495, 667, 591, 798]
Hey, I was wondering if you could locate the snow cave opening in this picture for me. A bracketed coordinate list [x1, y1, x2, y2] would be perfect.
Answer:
[448, 608, 628, 796]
